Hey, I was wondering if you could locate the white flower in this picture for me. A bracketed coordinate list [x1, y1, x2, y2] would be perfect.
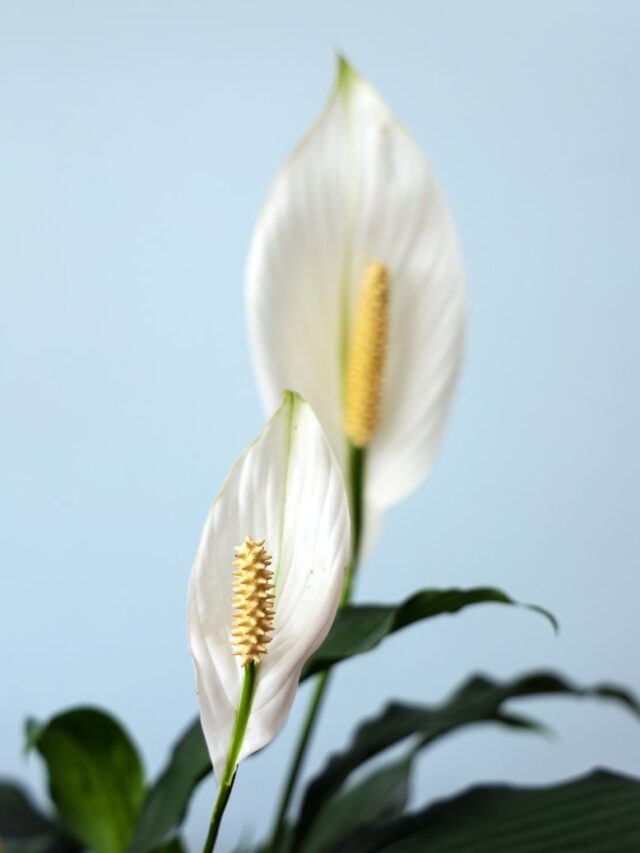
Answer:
[246, 58, 464, 548]
[188, 392, 350, 782]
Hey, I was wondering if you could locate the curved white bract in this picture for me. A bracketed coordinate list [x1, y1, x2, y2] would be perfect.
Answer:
[188, 392, 350, 781]
[246, 59, 464, 543]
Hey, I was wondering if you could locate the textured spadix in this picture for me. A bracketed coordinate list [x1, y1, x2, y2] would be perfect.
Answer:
[246, 58, 464, 548]
[188, 392, 350, 782]
[231, 536, 274, 667]
[344, 262, 390, 448]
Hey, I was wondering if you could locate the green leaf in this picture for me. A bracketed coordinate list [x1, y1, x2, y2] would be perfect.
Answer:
[157, 587, 557, 826]
[0, 780, 78, 853]
[127, 720, 210, 852]
[147, 838, 186, 853]
[292, 672, 640, 849]
[331, 769, 640, 851]
[300, 756, 413, 853]
[301, 588, 557, 680]
[4, 840, 76, 853]
[4, 839, 79, 853]
[0, 781, 53, 839]
[159, 587, 557, 824]
[26, 707, 145, 853]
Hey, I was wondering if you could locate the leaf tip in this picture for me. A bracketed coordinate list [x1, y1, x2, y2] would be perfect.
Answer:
[525, 602, 560, 636]
[24, 717, 42, 754]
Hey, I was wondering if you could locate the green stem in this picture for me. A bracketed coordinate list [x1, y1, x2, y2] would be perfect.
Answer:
[202, 662, 258, 853]
[266, 444, 365, 853]
[342, 444, 365, 602]
[266, 668, 331, 853]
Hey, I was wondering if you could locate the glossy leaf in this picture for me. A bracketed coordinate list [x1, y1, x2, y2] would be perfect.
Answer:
[331, 769, 640, 851]
[4, 838, 78, 853]
[127, 721, 210, 852]
[159, 589, 557, 823]
[0, 781, 77, 853]
[293, 672, 640, 848]
[302, 588, 557, 680]
[147, 839, 186, 853]
[26, 707, 144, 853]
[0, 781, 52, 839]
[300, 756, 412, 853]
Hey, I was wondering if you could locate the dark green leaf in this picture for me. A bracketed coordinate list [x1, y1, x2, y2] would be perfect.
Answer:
[491, 711, 552, 736]
[163, 588, 557, 822]
[4, 839, 79, 853]
[127, 720, 210, 852]
[0, 781, 52, 839]
[302, 589, 557, 680]
[4, 840, 76, 853]
[0, 780, 79, 853]
[293, 672, 640, 848]
[300, 756, 413, 853]
[26, 707, 145, 853]
[147, 838, 186, 853]
[332, 769, 640, 851]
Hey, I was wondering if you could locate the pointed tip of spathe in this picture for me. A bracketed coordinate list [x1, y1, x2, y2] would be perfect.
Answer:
[279, 389, 306, 425]
[334, 52, 359, 94]
[281, 389, 302, 409]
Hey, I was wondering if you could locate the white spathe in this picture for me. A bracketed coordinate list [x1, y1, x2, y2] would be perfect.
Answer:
[188, 392, 350, 782]
[246, 58, 464, 544]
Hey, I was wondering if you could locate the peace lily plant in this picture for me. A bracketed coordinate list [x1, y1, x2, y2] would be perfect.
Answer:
[5, 55, 640, 853]
[188, 391, 350, 849]
[246, 56, 465, 846]
[247, 56, 465, 561]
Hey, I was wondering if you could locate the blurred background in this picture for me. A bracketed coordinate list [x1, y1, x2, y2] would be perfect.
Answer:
[1, 1, 639, 849]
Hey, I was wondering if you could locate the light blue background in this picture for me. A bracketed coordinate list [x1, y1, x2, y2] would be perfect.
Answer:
[1, 1, 639, 849]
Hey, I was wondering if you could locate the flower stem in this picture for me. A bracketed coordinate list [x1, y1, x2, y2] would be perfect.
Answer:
[265, 667, 331, 853]
[202, 661, 258, 853]
[341, 444, 365, 603]
[266, 444, 365, 853]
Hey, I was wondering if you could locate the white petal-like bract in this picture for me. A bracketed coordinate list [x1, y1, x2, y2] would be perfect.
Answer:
[246, 59, 464, 538]
[188, 392, 350, 782]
